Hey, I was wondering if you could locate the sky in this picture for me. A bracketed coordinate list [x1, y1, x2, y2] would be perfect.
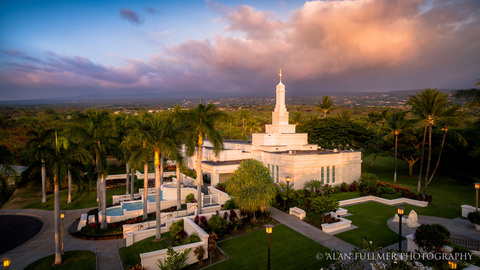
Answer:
[1, 0, 479, 101]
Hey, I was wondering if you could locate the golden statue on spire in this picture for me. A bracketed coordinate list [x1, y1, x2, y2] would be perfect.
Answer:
[279, 68, 282, 81]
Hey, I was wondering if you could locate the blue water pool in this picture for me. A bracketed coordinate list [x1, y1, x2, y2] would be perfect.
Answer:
[106, 191, 165, 216]
[106, 206, 124, 216]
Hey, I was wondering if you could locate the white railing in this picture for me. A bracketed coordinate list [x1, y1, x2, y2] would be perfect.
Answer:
[203, 194, 218, 206]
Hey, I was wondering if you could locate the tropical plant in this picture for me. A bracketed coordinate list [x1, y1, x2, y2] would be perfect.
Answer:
[413, 223, 450, 253]
[468, 211, 480, 225]
[454, 88, 480, 109]
[182, 103, 225, 214]
[316, 96, 335, 118]
[310, 196, 339, 224]
[359, 173, 378, 195]
[406, 89, 450, 195]
[383, 111, 414, 182]
[225, 160, 276, 221]
[0, 146, 15, 206]
[69, 109, 117, 228]
[156, 247, 191, 270]
[25, 126, 53, 203]
[193, 246, 205, 263]
[304, 179, 324, 193]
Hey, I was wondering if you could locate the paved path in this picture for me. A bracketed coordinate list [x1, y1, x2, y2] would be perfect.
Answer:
[0, 208, 125, 270]
[270, 207, 355, 253]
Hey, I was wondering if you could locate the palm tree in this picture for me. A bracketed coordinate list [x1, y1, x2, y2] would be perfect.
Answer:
[150, 112, 182, 240]
[114, 113, 134, 196]
[291, 111, 303, 125]
[316, 96, 335, 118]
[427, 105, 466, 184]
[383, 111, 413, 182]
[406, 89, 450, 195]
[238, 110, 251, 135]
[183, 103, 225, 214]
[454, 88, 480, 109]
[245, 117, 261, 137]
[69, 109, 117, 228]
[124, 111, 155, 221]
[336, 110, 351, 122]
[25, 126, 53, 203]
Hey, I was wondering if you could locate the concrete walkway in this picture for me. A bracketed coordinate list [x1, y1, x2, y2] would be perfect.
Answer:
[0, 208, 125, 270]
[270, 207, 355, 253]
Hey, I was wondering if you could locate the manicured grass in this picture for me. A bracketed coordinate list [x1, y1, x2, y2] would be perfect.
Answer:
[335, 202, 404, 248]
[24, 187, 126, 210]
[118, 234, 171, 269]
[24, 250, 96, 270]
[363, 156, 475, 219]
[206, 224, 331, 270]
[330, 191, 361, 201]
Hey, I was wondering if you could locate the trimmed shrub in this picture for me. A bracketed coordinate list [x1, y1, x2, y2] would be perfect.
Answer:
[185, 193, 196, 203]
[207, 215, 228, 235]
[223, 199, 237, 210]
[468, 211, 480, 225]
[169, 220, 184, 240]
[414, 223, 450, 252]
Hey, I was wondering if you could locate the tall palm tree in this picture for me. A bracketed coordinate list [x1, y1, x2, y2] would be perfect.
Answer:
[454, 88, 480, 109]
[25, 126, 53, 203]
[406, 89, 450, 195]
[238, 110, 251, 134]
[427, 105, 466, 184]
[291, 111, 303, 125]
[114, 113, 134, 195]
[183, 103, 225, 214]
[383, 111, 413, 182]
[69, 109, 117, 228]
[124, 111, 155, 221]
[316, 96, 335, 118]
[150, 112, 182, 240]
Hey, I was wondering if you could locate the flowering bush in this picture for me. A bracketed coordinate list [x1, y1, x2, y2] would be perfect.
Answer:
[414, 223, 450, 252]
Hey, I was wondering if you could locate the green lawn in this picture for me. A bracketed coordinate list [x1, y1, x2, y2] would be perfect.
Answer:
[24, 250, 96, 270]
[118, 235, 171, 269]
[206, 224, 331, 270]
[330, 191, 361, 201]
[335, 202, 405, 248]
[24, 187, 126, 210]
[363, 155, 475, 219]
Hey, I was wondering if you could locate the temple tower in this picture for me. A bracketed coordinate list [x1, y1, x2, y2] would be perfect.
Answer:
[265, 69, 296, 134]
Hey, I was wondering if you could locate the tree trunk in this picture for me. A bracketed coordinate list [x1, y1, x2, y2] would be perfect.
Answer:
[417, 124, 427, 192]
[394, 134, 398, 183]
[126, 162, 130, 195]
[408, 161, 413, 177]
[423, 125, 433, 197]
[41, 160, 47, 203]
[143, 161, 149, 220]
[428, 129, 447, 185]
[54, 174, 62, 265]
[196, 133, 203, 214]
[176, 163, 181, 210]
[67, 167, 72, 204]
[155, 151, 163, 240]
[100, 175, 107, 229]
[369, 153, 377, 167]
[130, 168, 135, 200]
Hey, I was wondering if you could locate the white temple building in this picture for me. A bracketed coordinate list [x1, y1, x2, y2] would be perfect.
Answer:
[187, 71, 362, 189]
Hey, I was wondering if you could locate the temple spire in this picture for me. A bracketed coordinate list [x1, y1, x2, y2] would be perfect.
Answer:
[279, 68, 282, 81]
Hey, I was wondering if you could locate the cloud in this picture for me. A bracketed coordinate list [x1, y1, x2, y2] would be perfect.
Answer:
[145, 6, 156, 14]
[120, 8, 143, 25]
[1, 0, 480, 100]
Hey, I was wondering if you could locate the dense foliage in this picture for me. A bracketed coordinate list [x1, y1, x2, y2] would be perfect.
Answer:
[414, 223, 450, 252]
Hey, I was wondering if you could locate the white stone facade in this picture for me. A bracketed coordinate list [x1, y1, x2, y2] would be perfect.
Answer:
[187, 73, 362, 189]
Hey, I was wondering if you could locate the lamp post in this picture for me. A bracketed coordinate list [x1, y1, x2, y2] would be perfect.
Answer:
[448, 260, 457, 269]
[265, 224, 273, 270]
[397, 207, 405, 251]
[285, 176, 291, 211]
[475, 183, 480, 212]
[2, 257, 11, 270]
[60, 212, 65, 254]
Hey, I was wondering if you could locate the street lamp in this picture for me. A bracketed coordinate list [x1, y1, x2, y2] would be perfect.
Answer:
[285, 176, 291, 211]
[397, 207, 405, 251]
[265, 224, 273, 270]
[448, 260, 457, 269]
[2, 257, 11, 270]
[475, 183, 480, 212]
[60, 212, 65, 254]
